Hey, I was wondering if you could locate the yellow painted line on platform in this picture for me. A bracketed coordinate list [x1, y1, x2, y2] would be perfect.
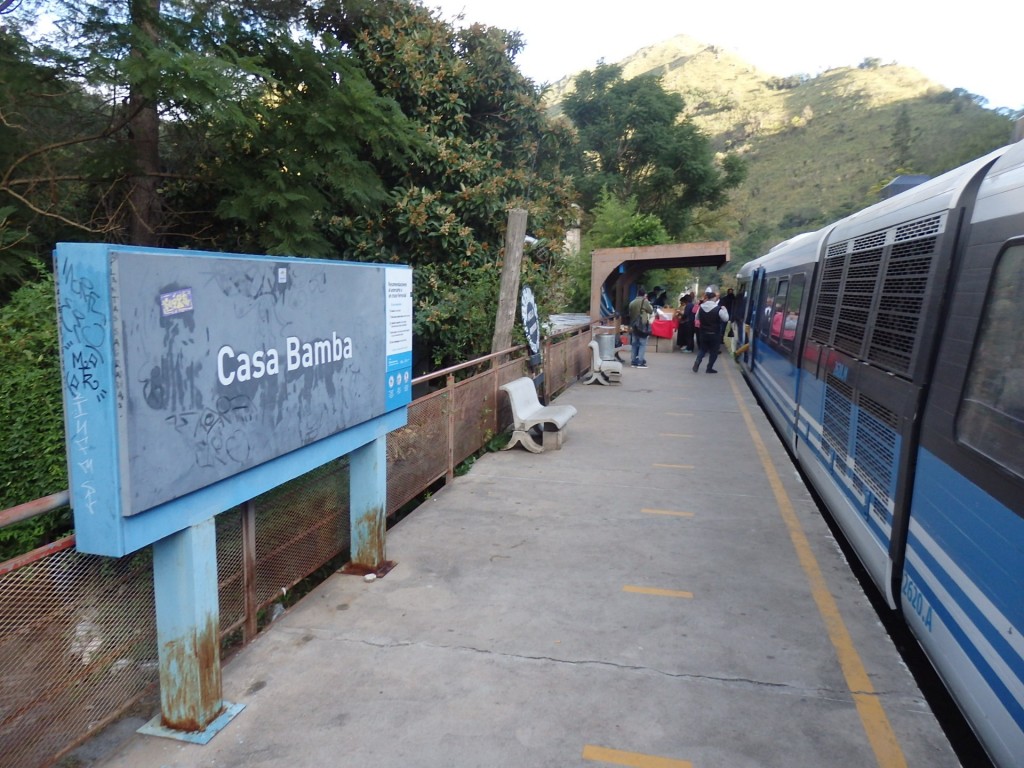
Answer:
[641, 508, 694, 518]
[623, 585, 693, 599]
[582, 744, 692, 768]
[725, 367, 908, 768]
[653, 463, 694, 470]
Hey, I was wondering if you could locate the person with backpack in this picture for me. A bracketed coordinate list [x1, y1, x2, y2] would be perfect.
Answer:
[692, 286, 730, 374]
[628, 288, 654, 368]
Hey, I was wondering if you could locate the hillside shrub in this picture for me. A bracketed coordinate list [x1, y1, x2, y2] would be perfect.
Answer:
[0, 272, 70, 559]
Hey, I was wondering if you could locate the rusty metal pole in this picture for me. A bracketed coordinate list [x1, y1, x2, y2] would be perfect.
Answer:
[491, 355, 500, 440]
[542, 337, 553, 405]
[344, 435, 393, 577]
[141, 519, 243, 742]
[446, 373, 456, 482]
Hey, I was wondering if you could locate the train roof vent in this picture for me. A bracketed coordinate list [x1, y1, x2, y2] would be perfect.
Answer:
[894, 215, 941, 241]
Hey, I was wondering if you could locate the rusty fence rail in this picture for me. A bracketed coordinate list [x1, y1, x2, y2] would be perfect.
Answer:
[0, 325, 594, 768]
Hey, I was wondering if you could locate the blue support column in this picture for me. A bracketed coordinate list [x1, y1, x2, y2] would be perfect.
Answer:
[139, 519, 243, 743]
[344, 435, 394, 576]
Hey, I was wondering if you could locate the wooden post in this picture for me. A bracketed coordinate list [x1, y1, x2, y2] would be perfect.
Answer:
[491, 208, 529, 354]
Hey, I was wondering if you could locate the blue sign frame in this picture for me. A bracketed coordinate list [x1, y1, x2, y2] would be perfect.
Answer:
[55, 244, 412, 556]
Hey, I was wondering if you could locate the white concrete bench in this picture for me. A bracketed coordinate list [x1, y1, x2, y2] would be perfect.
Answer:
[582, 340, 623, 385]
[499, 377, 578, 453]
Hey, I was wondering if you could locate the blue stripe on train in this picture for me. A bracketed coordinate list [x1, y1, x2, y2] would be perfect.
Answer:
[902, 555, 1024, 732]
[906, 449, 1024, 730]
[911, 450, 1024, 637]
[906, 524, 1021, 685]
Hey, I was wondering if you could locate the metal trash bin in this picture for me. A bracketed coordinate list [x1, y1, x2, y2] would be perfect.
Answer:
[595, 332, 617, 361]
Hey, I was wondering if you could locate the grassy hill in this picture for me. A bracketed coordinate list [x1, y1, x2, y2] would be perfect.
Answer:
[546, 35, 1017, 272]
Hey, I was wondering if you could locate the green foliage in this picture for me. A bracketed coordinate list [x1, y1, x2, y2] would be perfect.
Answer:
[767, 76, 803, 91]
[623, 214, 672, 247]
[561, 62, 745, 239]
[778, 206, 826, 230]
[454, 428, 508, 476]
[733, 222, 776, 262]
[0, 24, 99, 289]
[572, 38, 1017, 263]
[412, 261, 502, 366]
[0, 206, 37, 301]
[582, 190, 648, 248]
[0, 273, 71, 559]
[889, 104, 916, 173]
[312, 0, 578, 366]
[565, 190, 674, 311]
[201, 33, 426, 258]
[3, 0, 578, 371]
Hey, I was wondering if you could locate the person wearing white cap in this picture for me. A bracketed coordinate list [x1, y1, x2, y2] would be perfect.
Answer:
[691, 286, 729, 374]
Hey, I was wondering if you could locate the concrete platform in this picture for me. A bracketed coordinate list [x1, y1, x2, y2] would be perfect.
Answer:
[85, 350, 960, 768]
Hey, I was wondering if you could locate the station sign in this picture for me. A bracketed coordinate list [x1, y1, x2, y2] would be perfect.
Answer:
[55, 244, 412, 555]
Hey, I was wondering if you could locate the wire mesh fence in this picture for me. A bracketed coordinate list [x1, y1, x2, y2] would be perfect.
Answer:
[0, 326, 592, 767]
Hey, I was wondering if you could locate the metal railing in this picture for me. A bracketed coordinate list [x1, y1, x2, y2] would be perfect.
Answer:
[0, 324, 593, 768]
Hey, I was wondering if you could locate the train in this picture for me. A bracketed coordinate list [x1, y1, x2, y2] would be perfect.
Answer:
[734, 138, 1024, 768]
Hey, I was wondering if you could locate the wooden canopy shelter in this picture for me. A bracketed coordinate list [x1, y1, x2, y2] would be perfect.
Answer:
[589, 241, 730, 321]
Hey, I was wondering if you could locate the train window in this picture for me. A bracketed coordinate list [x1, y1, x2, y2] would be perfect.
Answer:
[779, 274, 806, 352]
[956, 243, 1024, 480]
[769, 280, 789, 342]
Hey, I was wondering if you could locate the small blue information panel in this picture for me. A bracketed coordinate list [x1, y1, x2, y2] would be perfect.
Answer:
[54, 244, 412, 556]
[385, 270, 414, 406]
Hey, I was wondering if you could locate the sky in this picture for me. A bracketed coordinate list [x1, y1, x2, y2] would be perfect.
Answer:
[431, 0, 1020, 111]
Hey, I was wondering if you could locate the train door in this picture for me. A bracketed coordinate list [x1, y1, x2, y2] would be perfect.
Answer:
[744, 267, 766, 371]
[732, 280, 749, 356]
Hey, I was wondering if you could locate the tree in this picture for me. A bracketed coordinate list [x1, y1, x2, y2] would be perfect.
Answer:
[889, 104, 915, 174]
[565, 189, 671, 311]
[310, 0, 579, 366]
[1, 1, 429, 259]
[127, 0, 163, 245]
[561, 63, 745, 239]
[0, 22, 102, 296]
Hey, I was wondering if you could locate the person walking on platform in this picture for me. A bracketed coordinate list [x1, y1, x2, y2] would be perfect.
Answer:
[674, 293, 695, 352]
[628, 288, 654, 368]
[692, 286, 729, 374]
